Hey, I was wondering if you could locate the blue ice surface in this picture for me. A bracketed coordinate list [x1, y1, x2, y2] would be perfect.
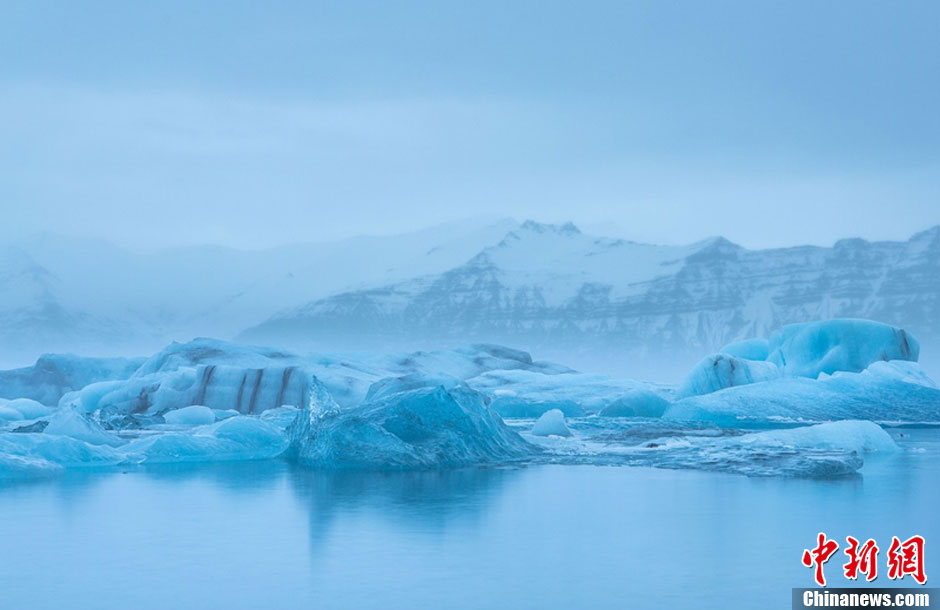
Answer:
[0, 321, 938, 479]
[664, 370, 940, 427]
[289, 385, 532, 468]
[466, 369, 670, 417]
[676, 353, 780, 398]
[768, 319, 919, 378]
[530, 408, 572, 437]
[0, 354, 145, 405]
[719, 337, 770, 360]
[597, 388, 671, 417]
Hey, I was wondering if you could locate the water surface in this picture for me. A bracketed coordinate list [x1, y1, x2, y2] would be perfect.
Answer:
[1, 429, 937, 610]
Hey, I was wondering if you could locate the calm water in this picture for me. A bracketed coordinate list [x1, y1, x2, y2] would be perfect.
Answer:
[1, 429, 937, 610]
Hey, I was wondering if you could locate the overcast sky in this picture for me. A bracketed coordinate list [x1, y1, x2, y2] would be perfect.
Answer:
[1, 0, 938, 249]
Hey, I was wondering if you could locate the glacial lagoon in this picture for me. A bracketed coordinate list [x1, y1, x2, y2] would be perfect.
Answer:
[1, 427, 937, 610]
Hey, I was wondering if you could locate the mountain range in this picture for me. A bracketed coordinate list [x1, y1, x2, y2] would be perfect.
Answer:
[2, 220, 938, 380]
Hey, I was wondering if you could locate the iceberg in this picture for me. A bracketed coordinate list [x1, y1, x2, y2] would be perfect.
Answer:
[43, 407, 124, 447]
[0, 354, 145, 406]
[467, 369, 668, 417]
[0, 432, 123, 471]
[531, 409, 572, 437]
[768, 319, 919, 378]
[664, 368, 940, 426]
[62, 339, 323, 427]
[640, 421, 897, 478]
[289, 385, 533, 468]
[676, 354, 779, 398]
[365, 372, 461, 402]
[719, 338, 770, 361]
[598, 389, 671, 417]
[162, 405, 216, 426]
[121, 417, 288, 464]
[0, 398, 52, 420]
[856, 360, 938, 389]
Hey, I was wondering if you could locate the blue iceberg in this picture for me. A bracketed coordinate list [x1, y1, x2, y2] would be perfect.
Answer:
[677, 354, 780, 398]
[289, 385, 533, 468]
[768, 319, 919, 378]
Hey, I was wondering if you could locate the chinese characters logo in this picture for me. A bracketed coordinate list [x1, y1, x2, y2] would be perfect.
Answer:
[801, 533, 926, 587]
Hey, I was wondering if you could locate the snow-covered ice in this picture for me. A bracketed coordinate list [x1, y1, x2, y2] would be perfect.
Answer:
[530, 409, 572, 437]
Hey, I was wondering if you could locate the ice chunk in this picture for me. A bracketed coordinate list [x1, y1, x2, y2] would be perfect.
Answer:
[719, 338, 769, 361]
[644, 421, 895, 478]
[43, 407, 123, 446]
[531, 409, 572, 437]
[768, 319, 919, 378]
[0, 453, 63, 480]
[0, 433, 123, 469]
[677, 354, 780, 398]
[4, 398, 52, 419]
[598, 389, 671, 417]
[365, 373, 461, 402]
[0, 403, 24, 422]
[290, 385, 533, 468]
[738, 420, 898, 454]
[0, 354, 145, 405]
[468, 369, 666, 417]
[664, 372, 940, 427]
[163, 405, 216, 426]
[258, 406, 301, 429]
[121, 416, 288, 464]
[858, 360, 938, 389]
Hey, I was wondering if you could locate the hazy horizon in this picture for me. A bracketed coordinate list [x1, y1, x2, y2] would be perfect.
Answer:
[2, 1, 938, 250]
[5, 216, 940, 255]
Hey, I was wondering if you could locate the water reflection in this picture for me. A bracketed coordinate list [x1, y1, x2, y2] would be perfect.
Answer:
[286, 464, 519, 547]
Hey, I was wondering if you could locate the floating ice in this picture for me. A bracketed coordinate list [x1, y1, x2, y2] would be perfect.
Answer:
[768, 319, 919, 378]
[719, 338, 770, 361]
[290, 385, 532, 468]
[163, 405, 216, 426]
[856, 360, 938, 389]
[0, 354, 145, 406]
[68, 340, 323, 427]
[0, 398, 52, 419]
[0, 433, 122, 471]
[531, 409, 572, 437]
[0, 405, 23, 422]
[640, 421, 896, 478]
[468, 369, 666, 417]
[598, 389, 671, 417]
[121, 417, 288, 464]
[677, 354, 779, 398]
[0, 453, 63, 481]
[365, 373, 461, 402]
[43, 407, 123, 447]
[664, 371, 940, 427]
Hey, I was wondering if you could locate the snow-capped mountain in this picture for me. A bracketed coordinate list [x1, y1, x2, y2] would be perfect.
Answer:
[3, 219, 938, 380]
[239, 221, 940, 379]
[0, 246, 137, 359]
[0, 219, 515, 367]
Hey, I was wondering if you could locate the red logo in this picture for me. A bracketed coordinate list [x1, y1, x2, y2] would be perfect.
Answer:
[887, 535, 927, 585]
[802, 533, 927, 587]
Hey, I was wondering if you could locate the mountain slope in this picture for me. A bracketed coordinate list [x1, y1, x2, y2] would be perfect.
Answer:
[0, 219, 516, 366]
[239, 222, 940, 379]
